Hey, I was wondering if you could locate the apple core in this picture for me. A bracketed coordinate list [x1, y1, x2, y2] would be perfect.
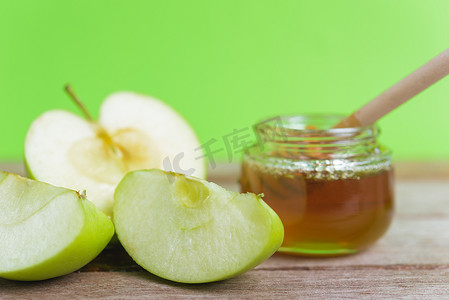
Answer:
[68, 127, 161, 184]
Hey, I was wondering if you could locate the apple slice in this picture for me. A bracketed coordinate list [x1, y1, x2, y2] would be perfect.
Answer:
[113, 169, 284, 283]
[25, 88, 205, 216]
[0, 171, 114, 281]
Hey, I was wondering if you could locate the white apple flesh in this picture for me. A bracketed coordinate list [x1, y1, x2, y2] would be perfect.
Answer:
[113, 169, 284, 283]
[0, 172, 114, 281]
[25, 92, 205, 216]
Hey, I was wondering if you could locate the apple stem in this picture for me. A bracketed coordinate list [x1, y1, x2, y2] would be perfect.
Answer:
[64, 85, 94, 122]
[64, 84, 126, 160]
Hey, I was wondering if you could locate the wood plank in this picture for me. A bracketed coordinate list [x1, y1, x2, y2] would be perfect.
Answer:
[2, 269, 449, 299]
[0, 163, 26, 177]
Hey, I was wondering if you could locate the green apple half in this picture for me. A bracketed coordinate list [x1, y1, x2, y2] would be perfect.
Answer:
[25, 92, 205, 216]
[113, 169, 284, 283]
[0, 171, 114, 281]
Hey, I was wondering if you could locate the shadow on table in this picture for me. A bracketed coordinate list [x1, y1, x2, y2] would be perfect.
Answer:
[0, 245, 251, 296]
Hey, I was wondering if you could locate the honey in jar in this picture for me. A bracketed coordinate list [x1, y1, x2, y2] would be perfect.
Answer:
[240, 115, 394, 256]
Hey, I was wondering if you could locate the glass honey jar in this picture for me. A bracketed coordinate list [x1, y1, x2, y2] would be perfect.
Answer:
[240, 115, 394, 256]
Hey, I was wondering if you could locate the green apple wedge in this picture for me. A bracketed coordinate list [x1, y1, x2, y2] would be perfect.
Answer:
[0, 171, 114, 281]
[113, 169, 284, 284]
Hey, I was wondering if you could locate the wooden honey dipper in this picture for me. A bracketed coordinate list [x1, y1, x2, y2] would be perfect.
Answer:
[334, 47, 449, 128]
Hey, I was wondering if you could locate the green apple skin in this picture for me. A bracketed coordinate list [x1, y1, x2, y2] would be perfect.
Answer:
[24, 157, 35, 179]
[113, 169, 284, 284]
[0, 172, 114, 281]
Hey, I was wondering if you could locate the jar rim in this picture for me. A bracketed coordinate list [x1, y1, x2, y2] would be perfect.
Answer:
[254, 114, 378, 138]
[247, 114, 390, 170]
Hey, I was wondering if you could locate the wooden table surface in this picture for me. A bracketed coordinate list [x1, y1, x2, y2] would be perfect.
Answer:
[1, 162, 449, 299]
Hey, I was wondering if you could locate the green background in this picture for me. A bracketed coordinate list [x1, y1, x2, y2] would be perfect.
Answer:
[1, 0, 449, 162]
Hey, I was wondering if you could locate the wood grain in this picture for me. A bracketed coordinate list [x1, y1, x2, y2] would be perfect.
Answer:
[2, 269, 449, 299]
[1, 162, 449, 299]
